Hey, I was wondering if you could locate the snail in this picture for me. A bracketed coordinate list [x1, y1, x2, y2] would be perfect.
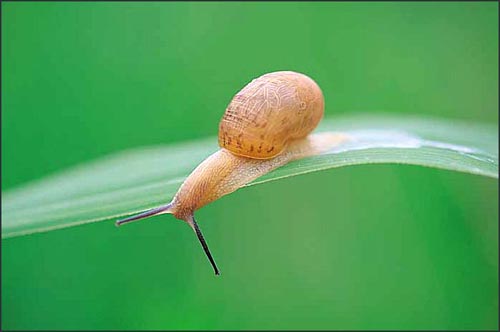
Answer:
[116, 71, 346, 275]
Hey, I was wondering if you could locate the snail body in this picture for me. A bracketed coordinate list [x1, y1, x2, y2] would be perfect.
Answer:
[170, 131, 344, 221]
[116, 71, 346, 275]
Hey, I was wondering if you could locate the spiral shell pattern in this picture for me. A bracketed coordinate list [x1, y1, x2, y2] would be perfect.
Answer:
[219, 71, 324, 159]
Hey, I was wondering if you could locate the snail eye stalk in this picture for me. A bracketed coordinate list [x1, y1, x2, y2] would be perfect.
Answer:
[115, 203, 172, 226]
[187, 215, 220, 276]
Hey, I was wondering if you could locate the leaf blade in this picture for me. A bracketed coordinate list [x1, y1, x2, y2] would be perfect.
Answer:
[2, 114, 498, 238]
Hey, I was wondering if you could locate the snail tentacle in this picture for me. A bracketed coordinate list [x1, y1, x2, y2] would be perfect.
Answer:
[187, 215, 220, 275]
[115, 203, 173, 226]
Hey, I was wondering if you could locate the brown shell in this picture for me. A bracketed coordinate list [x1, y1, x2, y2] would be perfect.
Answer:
[218, 71, 325, 159]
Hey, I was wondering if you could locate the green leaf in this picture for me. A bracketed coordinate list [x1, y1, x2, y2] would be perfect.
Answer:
[2, 114, 498, 239]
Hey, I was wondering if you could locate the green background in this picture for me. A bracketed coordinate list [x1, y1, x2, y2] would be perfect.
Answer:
[2, 2, 498, 330]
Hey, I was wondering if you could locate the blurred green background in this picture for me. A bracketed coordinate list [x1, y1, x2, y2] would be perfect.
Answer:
[2, 2, 498, 330]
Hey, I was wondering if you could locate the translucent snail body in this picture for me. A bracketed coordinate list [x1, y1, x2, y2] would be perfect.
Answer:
[116, 71, 345, 275]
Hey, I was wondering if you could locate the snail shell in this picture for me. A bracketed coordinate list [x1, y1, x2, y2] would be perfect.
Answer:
[219, 71, 325, 159]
